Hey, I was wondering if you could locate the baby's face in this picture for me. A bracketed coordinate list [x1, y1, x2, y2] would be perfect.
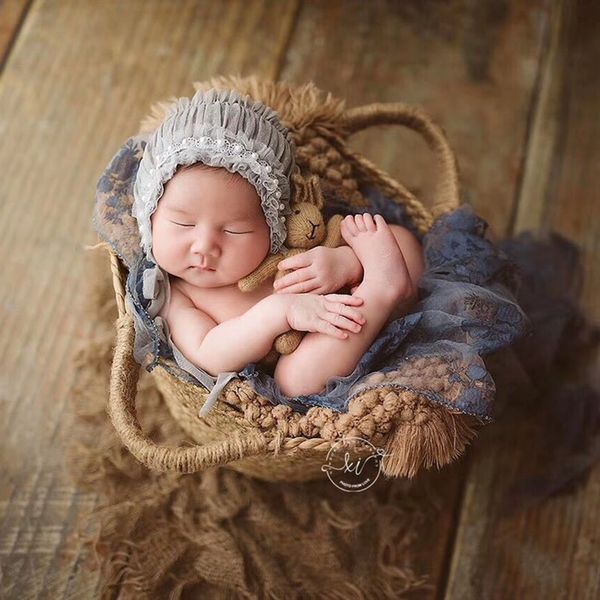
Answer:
[150, 165, 271, 288]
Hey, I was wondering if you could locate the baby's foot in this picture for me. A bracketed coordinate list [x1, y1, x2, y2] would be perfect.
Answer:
[340, 213, 411, 301]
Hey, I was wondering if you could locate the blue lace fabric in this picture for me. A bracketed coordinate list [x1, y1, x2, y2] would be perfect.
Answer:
[238, 199, 529, 421]
[121, 198, 528, 423]
[93, 137, 529, 421]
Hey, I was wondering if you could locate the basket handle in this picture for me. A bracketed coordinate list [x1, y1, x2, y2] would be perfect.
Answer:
[341, 102, 461, 219]
[108, 310, 269, 473]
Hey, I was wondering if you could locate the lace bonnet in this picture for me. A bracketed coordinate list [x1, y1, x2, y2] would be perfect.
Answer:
[132, 88, 296, 258]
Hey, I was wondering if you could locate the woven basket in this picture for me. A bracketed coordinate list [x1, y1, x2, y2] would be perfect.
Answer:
[107, 97, 473, 482]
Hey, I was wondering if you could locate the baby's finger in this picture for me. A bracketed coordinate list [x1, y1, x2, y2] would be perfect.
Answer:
[275, 278, 319, 294]
[324, 293, 364, 305]
[274, 270, 311, 289]
[277, 253, 311, 270]
[323, 300, 366, 324]
[319, 320, 350, 340]
[322, 311, 363, 333]
[343, 306, 366, 324]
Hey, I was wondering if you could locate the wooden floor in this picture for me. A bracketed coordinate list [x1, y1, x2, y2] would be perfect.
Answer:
[1, 0, 598, 597]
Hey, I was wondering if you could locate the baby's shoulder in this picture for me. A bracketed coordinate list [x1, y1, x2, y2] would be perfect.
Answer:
[159, 276, 195, 319]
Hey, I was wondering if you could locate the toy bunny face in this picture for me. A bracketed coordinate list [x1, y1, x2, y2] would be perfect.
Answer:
[284, 202, 327, 249]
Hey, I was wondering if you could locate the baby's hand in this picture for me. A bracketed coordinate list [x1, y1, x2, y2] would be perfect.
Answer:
[286, 293, 366, 340]
[273, 246, 352, 295]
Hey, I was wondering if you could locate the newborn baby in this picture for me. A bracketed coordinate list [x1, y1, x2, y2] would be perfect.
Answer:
[151, 162, 423, 397]
[133, 88, 424, 398]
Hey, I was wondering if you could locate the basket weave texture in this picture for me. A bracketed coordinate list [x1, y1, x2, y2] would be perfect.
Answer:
[105, 77, 482, 481]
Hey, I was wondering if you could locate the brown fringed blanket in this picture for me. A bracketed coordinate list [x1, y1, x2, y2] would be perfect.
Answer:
[66, 246, 434, 599]
[66, 226, 600, 598]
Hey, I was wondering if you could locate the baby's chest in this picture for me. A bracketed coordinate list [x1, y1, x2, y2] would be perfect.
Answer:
[185, 279, 274, 323]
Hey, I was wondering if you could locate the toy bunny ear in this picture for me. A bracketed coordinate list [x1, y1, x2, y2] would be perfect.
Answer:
[291, 172, 324, 210]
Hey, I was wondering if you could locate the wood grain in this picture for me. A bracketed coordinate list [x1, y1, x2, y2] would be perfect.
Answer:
[512, 0, 571, 235]
[282, 0, 549, 236]
[0, 0, 298, 597]
[1, 0, 587, 598]
[444, 0, 600, 597]
[0, 0, 31, 70]
[280, 0, 549, 594]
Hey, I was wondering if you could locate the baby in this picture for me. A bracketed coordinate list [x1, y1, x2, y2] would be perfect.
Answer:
[133, 89, 424, 398]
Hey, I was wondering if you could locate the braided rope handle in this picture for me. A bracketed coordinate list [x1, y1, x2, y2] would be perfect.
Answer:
[107, 252, 270, 472]
[109, 307, 271, 473]
[341, 102, 461, 224]
[107, 252, 340, 472]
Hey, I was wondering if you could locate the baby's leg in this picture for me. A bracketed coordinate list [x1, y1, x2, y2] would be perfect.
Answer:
[274, 214, 412, 397]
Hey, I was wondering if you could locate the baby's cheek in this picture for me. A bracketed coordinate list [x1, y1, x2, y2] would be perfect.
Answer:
[152, 234, 179, 271]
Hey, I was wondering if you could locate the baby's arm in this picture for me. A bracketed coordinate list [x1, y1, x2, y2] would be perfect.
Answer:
[274, 223, 423, 296]
[167, 292, 291, 376]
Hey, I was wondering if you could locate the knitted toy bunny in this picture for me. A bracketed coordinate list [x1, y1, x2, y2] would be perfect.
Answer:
[238, 172, 344, 356]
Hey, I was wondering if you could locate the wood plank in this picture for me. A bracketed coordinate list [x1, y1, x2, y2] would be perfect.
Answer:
[512, 0, 570, 235]
[283, 0, 549, 236]
[280, 0, 549, 594]
[0, 0, 551, 597]
[0, 0, 31, 70]
[0, 0, 298, 597]
[445, 0, 600, 597]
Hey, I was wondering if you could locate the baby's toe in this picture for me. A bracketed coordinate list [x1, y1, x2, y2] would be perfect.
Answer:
[362, 213, 376, 231]
[343, 215, 359, 235]
[354, 214, 368, 232]
[373, 214, 387, 229]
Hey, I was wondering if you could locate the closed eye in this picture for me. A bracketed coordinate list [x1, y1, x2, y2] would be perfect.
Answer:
[170, 221, 252, 234]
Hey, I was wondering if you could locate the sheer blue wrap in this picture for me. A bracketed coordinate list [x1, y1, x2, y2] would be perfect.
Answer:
[93, 136, 529, 422]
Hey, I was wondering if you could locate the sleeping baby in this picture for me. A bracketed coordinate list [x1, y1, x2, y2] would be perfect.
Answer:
[132, 89, 424, 398]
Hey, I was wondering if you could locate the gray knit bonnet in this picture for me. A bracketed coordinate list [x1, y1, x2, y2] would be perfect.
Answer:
[132, 88, 296, 258]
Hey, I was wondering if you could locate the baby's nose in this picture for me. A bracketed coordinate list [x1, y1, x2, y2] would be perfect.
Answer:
[190, 233, 220, 256]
